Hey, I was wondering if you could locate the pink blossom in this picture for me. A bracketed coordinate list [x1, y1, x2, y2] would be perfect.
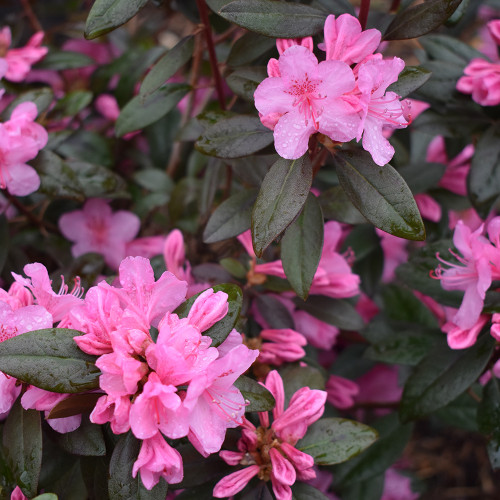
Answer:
[186, 288, 228, 332]
[59, 199, 141, 270]
[325, 374, 359, 409]
[355, 365, 402, 409]
[0, 372, 21, 418]
[414, 193, 441, 223]
[90, 393, 131, 434]
[125, 235, 166, 261]
[0, 102, 48, 196]
[457, 58, 500, 106]
[214, 370, 325, 499]
[254, 44, 359, 159]
[293, 309, 339, 350]
[320, 14, 381, 65]
[441, 311, 489, 349]
[10, 486, 28, 500]
[95, 94, 120, 121]
[376, 229, 409, 283]
[0, 301, 52, 342]
[382, 468, 418, 500]
[0, 28, 47, 82]
[132, 433, 184, 488]
[257, 328, 307, 366]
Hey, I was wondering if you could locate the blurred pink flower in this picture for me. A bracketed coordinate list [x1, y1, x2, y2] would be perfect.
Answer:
[457, 58, 500, 106]
[382, 468, 418, 500]
[325, 374, 359, 409]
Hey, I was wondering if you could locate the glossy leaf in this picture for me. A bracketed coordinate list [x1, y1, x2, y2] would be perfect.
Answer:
[255, 294, 295, 330]
[293, 295, 364, 331]
[383, 0, 463, 40]
[281, 194, 324, 300]
[234, 375, 276, 412]
[478, 379, 500, 469]
[116, 83, 190, 136]
[174, 284, 243, 347]
[3, 400, 42, 498]
[297, 418, 378, 465]
[292, 483, 330, 500]
[218, 0, 327, 38]
[53, 90, 93, 117]
[386, 66, 432, 98]
[469, 125, 500, 219]
[280, 364, 325, 406]
[140, 36, 194, 97]
[1, 88, 54, 119]
[252, 155, 312, 257]
[53, 417, 106, 457]
[399, 334, 495, 422]
[334, 149, 425, 241]
[108, 432, 168, 499]
[36, 50, 95, 70]
[318, 186, 366, 224]
[227, 32, 276, 67]
[195, 115, 273, 159]
[203, 188, 258, 243]
[85, 0, 149, 39]
[0, 328, 100, 393]
[226, 66, 267, 101]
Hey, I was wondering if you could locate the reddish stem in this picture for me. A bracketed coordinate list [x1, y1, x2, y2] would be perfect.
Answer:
[196, 0, 226, 110]
[358, 0, 371, 30]
[20, 0, 43, 32]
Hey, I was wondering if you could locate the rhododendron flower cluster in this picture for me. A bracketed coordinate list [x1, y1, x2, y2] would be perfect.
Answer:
[254, 14, 409, 165]
[213, 370, 326, 499]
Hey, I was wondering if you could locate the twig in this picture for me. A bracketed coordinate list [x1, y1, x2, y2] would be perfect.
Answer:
[196, 0, 226, 110]
[358, 0, 371, 31]
[5, 192, 58, 234]
[20, 0, 43, 33]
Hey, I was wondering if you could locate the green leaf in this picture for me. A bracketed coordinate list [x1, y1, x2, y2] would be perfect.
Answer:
[36, 50, 95, 70]
[226, 66, 267, 101]
[3, 400, 42, 498]
[396, 162, 446, 194]
[420, 34, 487, 67]
[297, 418, 378, 466]
[399, 334, 495, 422]
[293, 296, 364, 331]
[85, 0, 149, 39]
[255, 294, 294, 329]
[1, 88, 54, 119]
[469, 125, 500, 219]
[280, 364, 325, 405]
[334, 149, 425, 241]
[318, 186, 366, 224]
[281, 194, 324, 300]
[227, 32, 276, 67]
[228, 154, 277, 186]
[234, 375, 276, 412]
[195, 115, 273, 159]
[108, 432, 168, 499]
[218, 0, 327, 38]
[292, 483, 329, 500]
[174, 284, 243, 346]
[252, 155, 312, 257]
[116, 83, 190, 137]
[53, 417, 105, 457]
[53, 90, 93, 117]
[140, 36, 194, 97]
[386, 66, 432, 98]
[133, 169, 174, 193]
[56, 130, 113, 167]
[0, 328, 100, 393]
[203, 188, 258, 243]
[33, 495, 59, 500]
[34, 151, 128, 201]
[383, 0, 463, 40]
[334, 413, 413, 486]
[478, 378, 500, 469]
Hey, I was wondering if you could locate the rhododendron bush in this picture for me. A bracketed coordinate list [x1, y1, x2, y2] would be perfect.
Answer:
[2, 0, 500, 498]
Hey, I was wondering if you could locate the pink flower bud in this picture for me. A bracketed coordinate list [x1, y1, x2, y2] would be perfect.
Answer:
[187, 289, 228, 332]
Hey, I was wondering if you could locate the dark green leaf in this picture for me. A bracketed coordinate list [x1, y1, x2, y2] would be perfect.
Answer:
[297, 418, 378, 466]
[85, 0, 149, 39]
[116, 83, 190, 136]
[469, 125, 500, 218]
[420, 34, 487, 67]
[334, 413, 413, 486]
[227, 32, 276, 67]
[334, 149, 425, 241]
[412, 107, 488, 136]
[293, 296, 364, 331]
[36, 50, 95, 70]
[1, 88, 54, 119]
[56, 130, 113, 167]
[234, 375, 276, 412]
[53, 90, 93, 117]
[478, 378, 500, 469]
[226, 66, 267, 101]
[252, 155, 312, 257]
[133, 169, 174, 193]
[3, 400, 42, 497]
[108, 432, 168, 499]
[195, 115, 273, 159]
[219, 258, 247, 279]
[255, 294, 294, 330]
[175, 284, 243, 346]
[396, 162, 446, 194]
[33, 495, 58, 500]
[48, 393, 102, 419]
[0, 328, 100, 393]
[387, 66, 432, 98]
[292, 482, 329, 500]
[228, 154, 277, 186]
[281, 194, 324, 300]
[318, 186, 367, 224]
[53, 417, 105, 457]
[34, 151, 128, 201]
[280, 364, 325, 405]
[203, 188, 258, 243]
[399, 334, 495, 422]
[383, 0, 463, 40]
[140, 36, 194, 97]
[434, 390, 479, 432]
[218, 0, 327, 38]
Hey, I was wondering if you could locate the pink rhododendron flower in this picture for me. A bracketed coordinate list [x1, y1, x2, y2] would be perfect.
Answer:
[441, 309, 489, 349]
[254, 45, 359, 159]
[293, 309, 340, 350]
[325, 374, 359, 409]
[0, 102, 48, 196]
[257, 328, 307, 366]
[382, 468, 418, 500]
[59, 199, 141, 270]
[376, 228, 409, 283]
[0, 27, 47, 82]
[10, 486, 28, 500]
[414, 193, 442, 223]
[457, 59, 500, 106]
[214, 370, 326, 499]
[355, 365, 402, 411]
